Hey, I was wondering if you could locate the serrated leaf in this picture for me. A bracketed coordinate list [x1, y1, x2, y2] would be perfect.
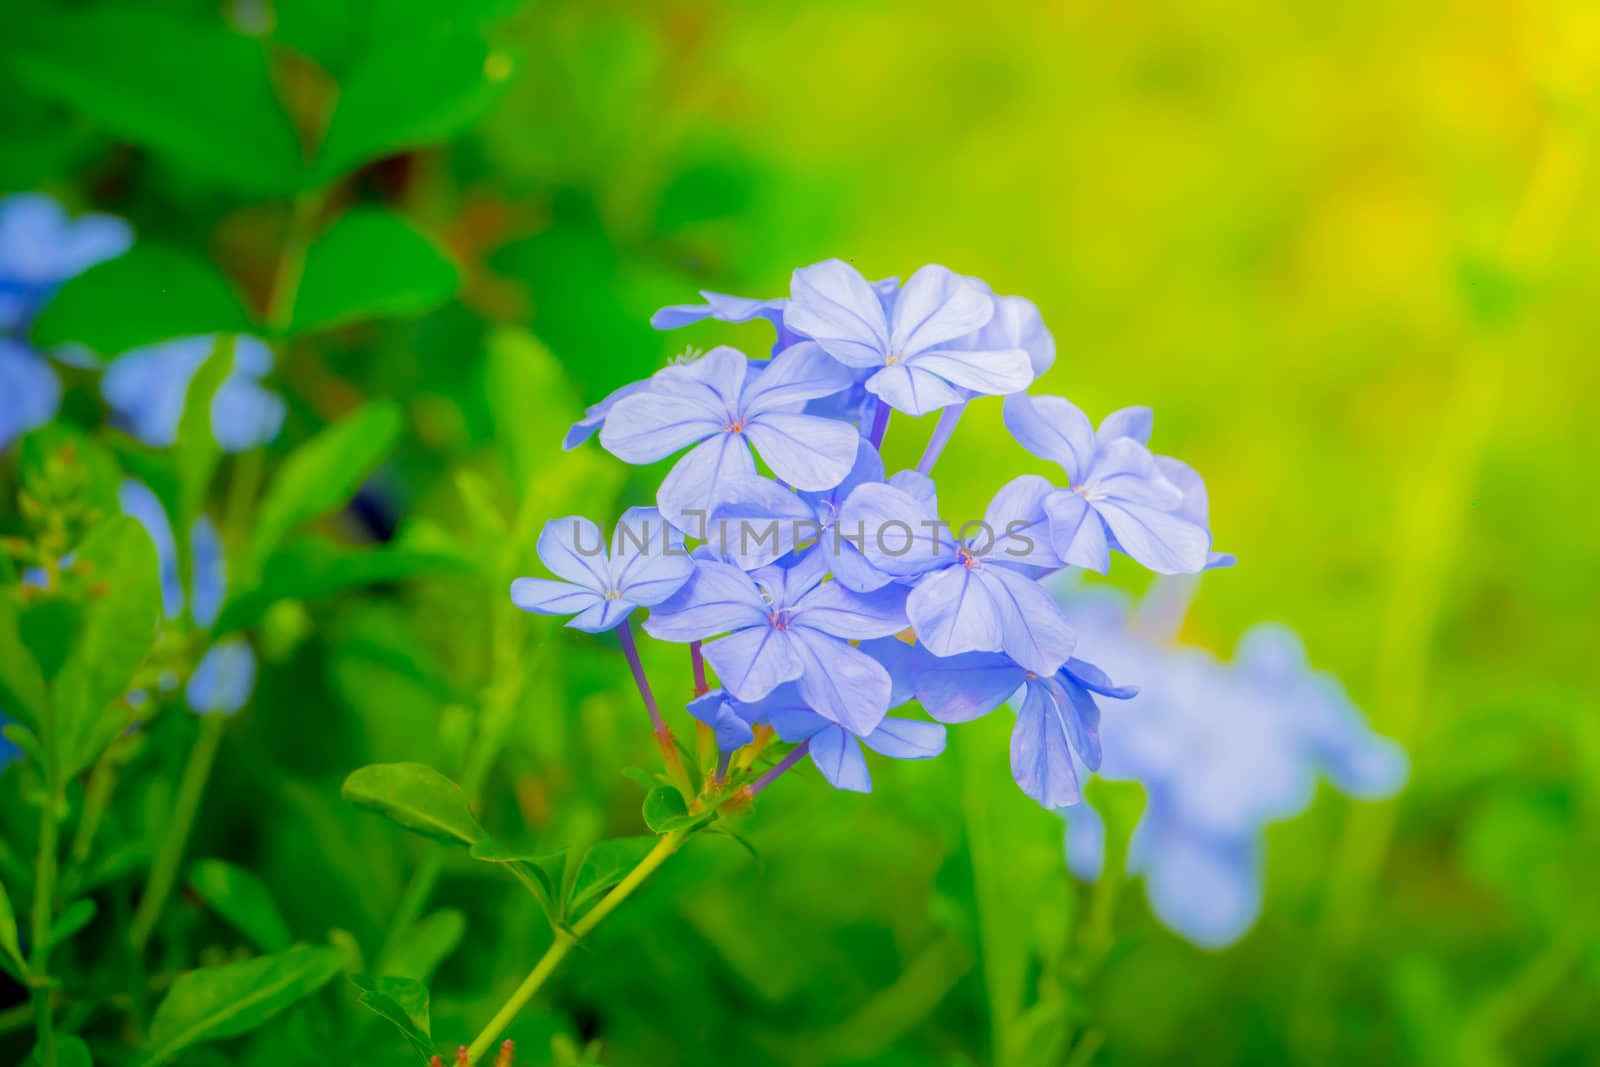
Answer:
[187, 859, 292, 952]
[9, 6, 305, 195]
[31, 245, 253, 359]
[288, 209, 459, 333]
[341, 763, 485, 846]
[249, 401, 402, 571]
[138, 945, 345, 1067]
[352, 974, 433, 1063]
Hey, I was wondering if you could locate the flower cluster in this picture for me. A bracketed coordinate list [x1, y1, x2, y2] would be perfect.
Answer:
[515, 258, 1228, 807]
[1054, 579, 1407, 947]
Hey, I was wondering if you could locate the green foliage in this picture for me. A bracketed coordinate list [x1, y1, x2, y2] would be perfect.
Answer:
[290, 209, 461, 333]
[341, 762, 486, 845]
[0, 878, 26, 978]
[353, 974, 435, 1063]
[187, 859, 293, 952]
[138, 945, 347, 1067]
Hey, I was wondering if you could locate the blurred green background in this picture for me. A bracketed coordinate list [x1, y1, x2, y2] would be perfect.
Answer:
[3, 0, 1597, 1064]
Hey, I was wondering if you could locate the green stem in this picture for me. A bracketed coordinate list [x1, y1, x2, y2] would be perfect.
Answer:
[130, 714, 227, 953]
[464, 829, 689, 1063]
[266, 192, 321, 333]
[30, 782, 61, 1067]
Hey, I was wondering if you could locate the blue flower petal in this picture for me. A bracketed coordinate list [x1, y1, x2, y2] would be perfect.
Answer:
[789, 627, 892, 736]
[808, 725, 872, 793]
[187, 639, 257, 715]
[703, 624, 802, 703]
[0, 340, 61, 448]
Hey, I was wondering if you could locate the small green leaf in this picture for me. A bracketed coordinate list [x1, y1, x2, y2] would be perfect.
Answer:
[31, 1035, 92, 1067]
[249, 402, 403, 570]
[641, 785, 691, 833]
[9, 6, 304, 195]
[173, 335, 238, 539]
[48, 898, 97, 949]
[470, 838, 567, 924]
[0, 878, 28, 977]
[380, 909, 465, 982]
[31, 245, 252, 359]
[187, 859, 292, 952]
[352, 975, 433, 1063]
[50, 516, 163, 775]
[567, 837, 655, 918]
[341, 763, 485, 846]
[138, 945, 345, 1067]
[0, 594, 48, 731]
[289, 209, 459, 333]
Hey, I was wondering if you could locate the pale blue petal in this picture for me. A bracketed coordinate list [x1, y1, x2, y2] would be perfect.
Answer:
[686, 690, 757, 750]
[1063, 804, 1105, 880]
[609, 506, 694, 605]
[0, 340, 60, 448]
[784, 258, 889, 368]
[510, 577, 604, 617]
[860, 717, 946, 760]
[1011, 681, 1083, 809]
[808, 725, 872, 793]
[1043, 491, 1111, 573]
[753, 542, 831, 606]
[763, 687, 829, 742]
[189, 516, 226, 629]
[979, 474, 1061, 569]
[743, 411, 859, 491]
[888, 264, 993, 356]
[187, 639, 256, 715]
[1087, 438, 1185, 510]
[1093, 499, 1211, 575]
[598, 391, 721, 463]
[120, 479, 182, 618]
[535, 516, 611, 592]
[656, 432, 758, 533]
[911, 648, 1025, 724]
[563, 380, 650, 450]
[865, 363, 966, 416]
[703, 624, 802, 702]
[790, 627, 893, 736]
[1097, 406, 1154, 446]
[979, 294, 1055, 377]
[906, 346, 1034, 397]
[1141, 824, 1262, 949]
[974, 565, 1076, 675]
[652, 291, 785, 330]
[1062, 657, 1138, 700]
[211, 376, 285, 452]
[566, 597, 635, 633]
[822, 534, 895, 593]
[1002, 393, 1094, 483]
[643, 559, 772, 640]
[738, 341, 855, 418]
[1044, 674, 1102, 771]
[858, 636, 916, 707]
[791, 579, 908, 639]
[907, 565, 1003, 658]
[102, 338, 209, 448]
[705, 475, 813, 569]
[840, 481, 955, 578]
[887, 469, 938, 509]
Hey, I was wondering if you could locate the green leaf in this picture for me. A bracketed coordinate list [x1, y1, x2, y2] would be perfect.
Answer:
[380, 909, 465, 982]
[469, 838, 567, 924]
[187, 859, 292, 952]
[139, 945, 345, 1067]
[49, 516, 163, 775]
[9, 6, 304, 195]
[352, 975, 433, 1063]
[173, 336, 238, 539]
[642, 785, 705, 834]
[47, 898, 97, 949]
[568, 837, 655, 918]
[216, 538, 471, 635]
[31, 245, 253, 359]
[31, 1035, 92, 1067]
[0, 593, 48, 731]
[249, 401, 403, 570]
[0, 878, 28, 977]
[341, 763, 485, 846]
[288, 209, 459, 333]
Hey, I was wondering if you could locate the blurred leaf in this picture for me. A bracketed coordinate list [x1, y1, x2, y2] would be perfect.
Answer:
[7, 6, 304, 194]
[30, 1035, 91, 1067]
[341, 763, 485, 846]
[568, 837, 655, 919]
[289, 209, 459, 333]
[18, 424, 123, 521]
[0, 878, 26, 977]
[0, 594, 47, 730]
[49, 515, 162, 775]
[352, 974, 434, 1063]
[47, 897, 97, 949]
[138, 945, 345, 1067]
[187, 859, 292, 952]
[173, 336, 238, 540]
[249, 401, 402, 570]
[217, 537, 471, 635]
[471, 838, 567, 924]
[383, 908, 465, 982]
[31, 245, 253, 359]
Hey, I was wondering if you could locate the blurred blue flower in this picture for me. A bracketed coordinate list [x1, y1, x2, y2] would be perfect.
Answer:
[644, 549, 908, 736]
[783, 259, 1035, 416]
[598, 344, 859, 530]
[0, 711, 19, 769]
[0, 192, 133, 448]
[840, 473, 1075, 674]
[512, 507, 694, 633]
[1057, 585, 1406, 948]
[915, 648, 1136, 809]
[1004, 393, 1225, 575]
[121, 479, 256, 715]
[101, 335, 285, 452]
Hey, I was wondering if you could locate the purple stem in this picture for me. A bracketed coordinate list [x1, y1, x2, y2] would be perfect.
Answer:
[748, 739, 810, 796]
[866, 399, 891, 450]
[690, 640, 709, 696]
[915, 401, 967, 475]
[617, 618, 666, 736]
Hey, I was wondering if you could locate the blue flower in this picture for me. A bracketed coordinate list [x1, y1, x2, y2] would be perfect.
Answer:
[783, 259, 1035, 416]
[651, 290, 798, 353]
[0, 339, 62, 449]
[598, 344, 860, 530]
[0, 192, 132, 330]
[0, 710, 19, 770]
[511, 507, 695, 633]
[914, 647, 1135, 809]
[562, 378, 653, 451]
[644, 549, 909, 735]
[101, 335, 285, 453]
[1003, 393, 1225, 575]
[1056, 586, 1406, 948]
[839, 473, 1075, 674]
[121, 479, 257, 715]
